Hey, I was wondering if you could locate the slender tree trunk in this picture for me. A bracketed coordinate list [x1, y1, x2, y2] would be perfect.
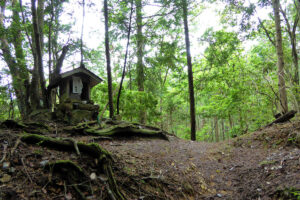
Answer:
[221, 119, 225, 141]
[272, 0, 289, 114]
[128, 63, 132, 90]
[214, 117, 219, 142]
[116, 0, 133, 115]
[135, 0, 146, 124]
[182, 0, 196, 141]
[104, 0, 114, 118]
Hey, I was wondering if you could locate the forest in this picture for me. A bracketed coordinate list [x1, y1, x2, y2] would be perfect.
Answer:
[0, 0, 300, 142]
[0, 0, 299, 141]
[0, 0, 300, 199]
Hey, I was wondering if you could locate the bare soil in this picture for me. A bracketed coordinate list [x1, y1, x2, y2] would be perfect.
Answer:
[0, 120, 299, 200]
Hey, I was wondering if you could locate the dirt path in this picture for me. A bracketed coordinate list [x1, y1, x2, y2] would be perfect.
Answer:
[94, 122, 300, 199]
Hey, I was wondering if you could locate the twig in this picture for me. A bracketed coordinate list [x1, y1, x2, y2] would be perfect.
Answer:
[63, 138, 81, 156]
[21, 157, 33, 183]
[64, 181, 67, 197]
[0, 144, 8, 163]
[11, 137, 21, 156]
[89, 136, 112, 142]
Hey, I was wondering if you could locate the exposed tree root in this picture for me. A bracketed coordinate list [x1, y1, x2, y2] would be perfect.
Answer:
[84, 123, 168, 140]
[1, 120, 51, 134]
[65, 123, 169, 140]
[21, 134, 125, 200]
[45, 160, 88, 200]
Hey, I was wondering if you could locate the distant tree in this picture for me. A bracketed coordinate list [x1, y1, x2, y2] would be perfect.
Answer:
[135, 0, 146, 124]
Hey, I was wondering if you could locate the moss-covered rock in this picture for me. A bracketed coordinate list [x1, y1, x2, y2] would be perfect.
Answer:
[70, 110, 95, 124]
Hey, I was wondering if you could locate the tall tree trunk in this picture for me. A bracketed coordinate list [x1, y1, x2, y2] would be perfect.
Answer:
[280, 5, 300, 107]
[104, 0, 114, 118]
[182, 0, 196, 141]
[116, 0, 133, 115]
[0, 0, 30, 117]
[272, 0, 289, 114]
[31, 0, 47, 108]
[135, 0, 146, 124]
[48, 0, 54, 81]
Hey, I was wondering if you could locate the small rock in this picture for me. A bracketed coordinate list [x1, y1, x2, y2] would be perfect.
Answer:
[90, 172, 97, 180]
[9, 167, 15, 173]
[65, 193, 72, 200]
[40, 160, 49, 167]
[266, 181, 271, 185]
[0, 174, 11, 183]
[216, 193, 222, 197]
[98, 174, 108, 182]
[2, 162, 10, 169]
[257, 188, 262, 192]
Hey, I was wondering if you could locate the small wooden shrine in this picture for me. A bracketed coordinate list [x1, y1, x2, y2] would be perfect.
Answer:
[49, 65, 103, 124]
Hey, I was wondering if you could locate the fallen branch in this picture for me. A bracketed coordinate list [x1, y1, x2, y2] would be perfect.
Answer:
[11, 137, 21, 156]
[21, 157, 33, 183]
[0, 143, 7, 164]
[266, 110, 297, 127]
[62, 138, 81, 156]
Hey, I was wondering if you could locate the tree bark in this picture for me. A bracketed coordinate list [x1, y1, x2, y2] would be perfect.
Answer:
[182, 0, 196, 141]
[31, 0, 47, 108]
[280, 5, 300, 106]
[135, 0, 146, 124]
[221, 119, 225, 141]
[104, 0, 114, 118]
[116, 0, 133, 115]
[214, 117, 219, 142]
[272, 0, 289, 114]
[0, 0, 30, 117]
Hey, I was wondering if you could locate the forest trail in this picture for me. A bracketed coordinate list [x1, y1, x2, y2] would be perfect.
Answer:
[0, 120, 299, 199]
[92, 121, 300, 199]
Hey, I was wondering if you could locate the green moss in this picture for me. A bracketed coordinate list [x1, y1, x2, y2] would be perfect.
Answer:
[46, 160, 83, 173]
[259, 160, 276, 166]
[275, 187, 300, 200]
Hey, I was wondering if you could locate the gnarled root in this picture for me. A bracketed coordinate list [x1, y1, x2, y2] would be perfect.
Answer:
[21, 134, 125, 200]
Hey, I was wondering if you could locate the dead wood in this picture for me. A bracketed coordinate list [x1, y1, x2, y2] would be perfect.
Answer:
[21, 134, 125, 200]
[266, 110, 297, 127]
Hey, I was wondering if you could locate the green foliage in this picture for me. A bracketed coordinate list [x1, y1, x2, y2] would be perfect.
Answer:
[91, 84, 159, 123]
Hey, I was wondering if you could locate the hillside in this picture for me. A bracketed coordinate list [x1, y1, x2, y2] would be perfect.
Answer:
[0, 119, 299, 200]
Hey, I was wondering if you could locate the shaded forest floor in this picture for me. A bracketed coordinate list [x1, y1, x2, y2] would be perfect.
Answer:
[0, 119, 300, 199]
